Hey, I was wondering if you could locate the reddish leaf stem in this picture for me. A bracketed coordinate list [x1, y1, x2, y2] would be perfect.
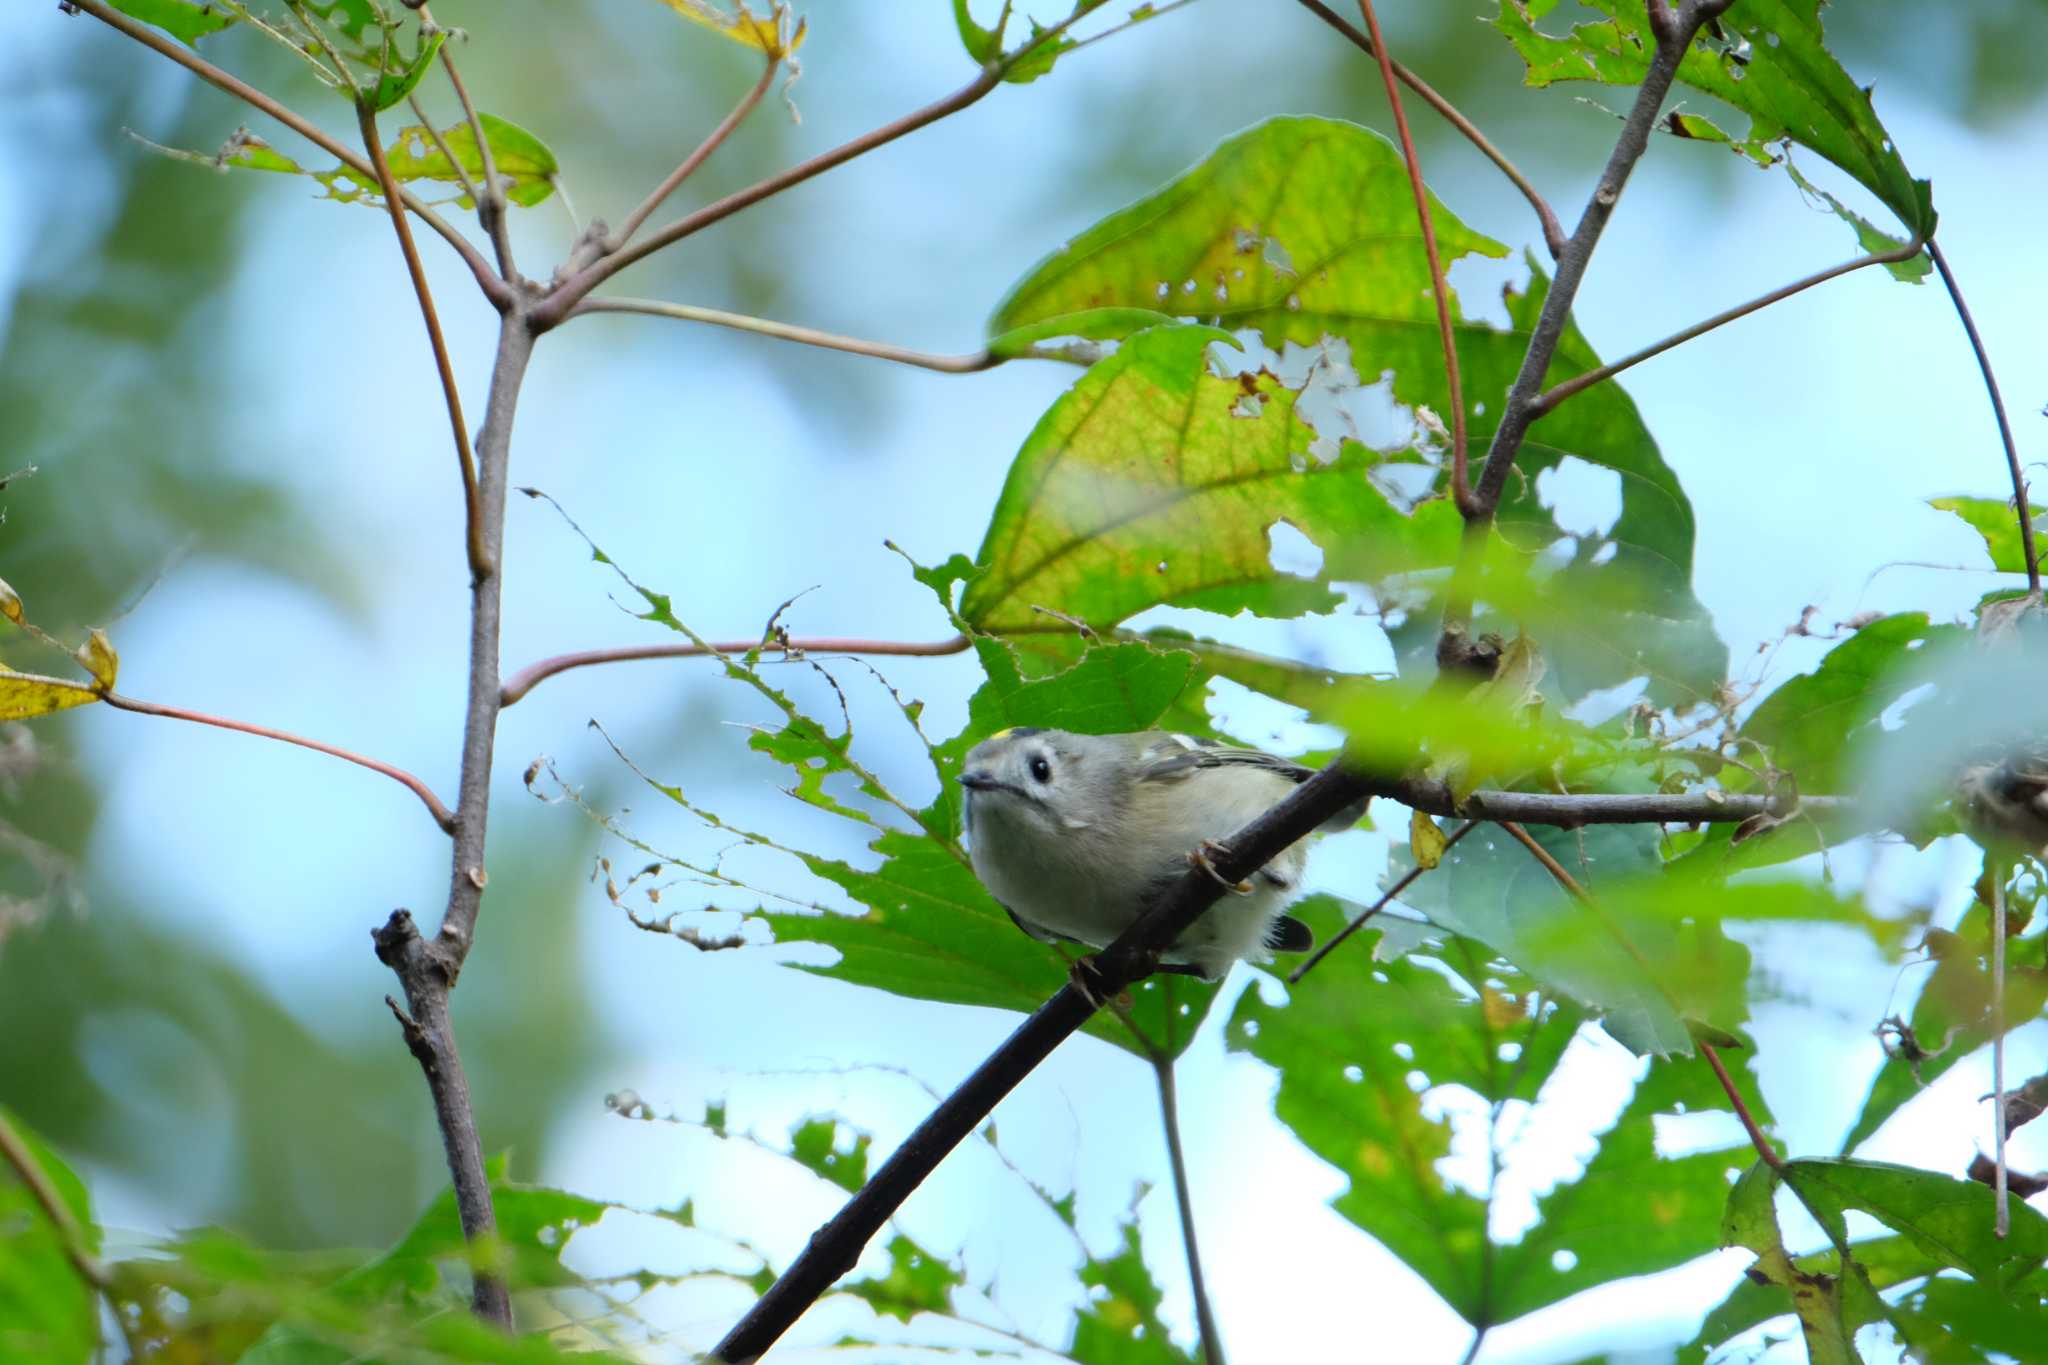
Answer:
[1701, 1041, 1783, 1170]
[357, 101, 490, 582]
[1930, 239, 2039, 596]
[1354, 0, 1470, 513]
[100, 691, 454, 831]
[611, 54, 781, 249]
[499, 634, 971, 706]
[1294, 0, 1565, 258]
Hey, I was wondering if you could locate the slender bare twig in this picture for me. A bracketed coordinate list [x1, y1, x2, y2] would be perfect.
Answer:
[422, 6, 517, 282]
[1500, 820, 1588, 902]
[1701, 1041, 1782, 1170]
[611, 55, 780, 249]
[1293, 0, 1565, 258]
[1533, 234, 1927, 415]
[357, 102, 489, 581]
[1152, 1054, 1225, 1365]
[500, 634, 970, 706]
[567, 297, 1000, 373]
[1288, 819, 1476, 983]
[101, 691, 454, 830]
[1354, 0, 1468, 512]
[1930, 240, 2039, 596]
[0, 1109, 111, 1291]
[408, 92, 483, 207]
[66, 0, 509, 308]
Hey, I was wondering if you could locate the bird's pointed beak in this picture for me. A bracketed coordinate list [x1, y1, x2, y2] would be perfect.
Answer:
[959, 771, 1000, 792]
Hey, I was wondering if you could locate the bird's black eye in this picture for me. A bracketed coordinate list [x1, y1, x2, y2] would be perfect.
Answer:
[1029, 755, 1052, 783]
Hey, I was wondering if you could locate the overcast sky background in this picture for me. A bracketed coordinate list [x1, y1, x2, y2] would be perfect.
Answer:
[4, 2, 2047, 1360]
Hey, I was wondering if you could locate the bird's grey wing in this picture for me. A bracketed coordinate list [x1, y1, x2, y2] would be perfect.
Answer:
[1133, 733, 1363, 831]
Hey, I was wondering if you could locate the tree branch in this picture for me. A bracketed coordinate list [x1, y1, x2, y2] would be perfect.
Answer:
[1930, 240, 2039, 597]
[100, 690, 454, 831]
[1354, 0, 1469, 512]
[711, 759, 1379, 1361]
[66, 0, 509, 310]
[357, 100, 490, 581]
[1153, 1054, 1225, 1365]
[1700, 1040, 1782, 1170]
[1293, 0, 1565, 258]
[0, 1108, 110, 1293]
[499, 634, 970, 706]
[566, 297, 1000, 373]
[611, 55, 780, 250]
[1531, 233, 1927, 416]
[1439, 0, 1733, 661]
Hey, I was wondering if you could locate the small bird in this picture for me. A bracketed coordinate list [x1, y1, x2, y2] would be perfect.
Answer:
[959, 727, 1356, 982]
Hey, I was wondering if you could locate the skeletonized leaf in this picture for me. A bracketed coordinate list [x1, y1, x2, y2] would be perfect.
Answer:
[109, 0, 236, 45]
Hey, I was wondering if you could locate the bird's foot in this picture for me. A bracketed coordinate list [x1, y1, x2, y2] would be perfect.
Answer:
[1189, 839, 1254, 894]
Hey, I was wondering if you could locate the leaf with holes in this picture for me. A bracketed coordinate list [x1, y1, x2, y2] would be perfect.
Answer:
[110, 0, 235, 44]
[1931, 495, 2043, 576]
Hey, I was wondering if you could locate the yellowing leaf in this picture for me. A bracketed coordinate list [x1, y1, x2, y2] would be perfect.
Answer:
[0, 670, 103, 721]
[0, 576, 21, 626]
[75, 628, 118, 691]
[653, 0, 806, 58]
[1411, 810, 1449, 870]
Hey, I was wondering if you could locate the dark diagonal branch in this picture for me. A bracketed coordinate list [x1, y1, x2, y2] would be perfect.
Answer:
[101, 691, 454, 831]
[67, 0, 509, 308]
[611, 55, 780, 249]
[1930, 240, 2039, 596]
[1532, 232, 1927, 416]
[569, 297, 1001, 372]
[711, 761, 1378, 1362]
[1153, 1054, 1225, 1365]
[1354, 0, 1469, 511]
[358, 101, 489, 581]
[1294, 0, 1565, 258]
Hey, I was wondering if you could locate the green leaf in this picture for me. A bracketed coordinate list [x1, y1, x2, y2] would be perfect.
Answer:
[986, 117, 1722, 702]
[1716, 1161, 1865, 1364]
[1740, 613, 1960, 793]
[110, 0, 236, 44]
[952, 0, 1004, 63]
[1785, 160, 1929, 282]
[843, 1235, 962, 1326]
[1784, 1157, 2048, 1284]
[1931, 495, 2043, 575]
[1493, 0, 1934, 237]
[1686, 1233, 1949, 1363]
[1069, 1215, 1198, 1365]
[0, 1109, 98, 1365]
[788, 1117, 871, 1194]
[379, 114, 561, 208]
[960, 323, 1465, 635]
[364, 26, 448, 113]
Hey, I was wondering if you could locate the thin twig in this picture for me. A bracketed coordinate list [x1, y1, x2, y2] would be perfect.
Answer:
[408, 92, 482, 207]
[1700, 1041, 1782, 1170]
[567, 297, 999, 372]
[710, 760, 1379, 1361]
[0, 1109, 111, 1292]
[1500, 820, 1588, 902]
[101, 691, 454, 831]
[1533, 234, 1927, 415]
[422, 6, 517, 282]
[500, 634, 970, 706]
[1930, 240, 2039, 595]
[611, 55, 780, 249]
[66, 0, 509, 309]
[1992, 869, 2010, 1237]
[1152, 1054, 1225, 1365]
[1289, 819, 1476, 983]
[357, 101, 490, 582]
[1354, 0, 1469, 511]
[1293, 0, 1565, 258]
